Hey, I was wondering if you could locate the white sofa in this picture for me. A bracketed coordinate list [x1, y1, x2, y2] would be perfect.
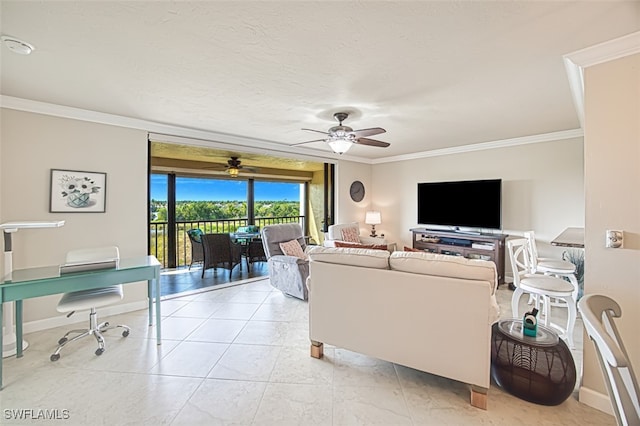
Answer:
[306, 246, 500, 409]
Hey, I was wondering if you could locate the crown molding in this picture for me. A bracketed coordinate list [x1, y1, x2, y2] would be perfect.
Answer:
[0, 95, 583, 167]
[563, 31, 640, 131]
[0, 95, 369, 164]
[371, 129, 584, 164]
[564, 31, 640, 68]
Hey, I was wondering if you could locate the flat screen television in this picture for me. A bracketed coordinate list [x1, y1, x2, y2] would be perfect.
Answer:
[417, 179, 502, 231]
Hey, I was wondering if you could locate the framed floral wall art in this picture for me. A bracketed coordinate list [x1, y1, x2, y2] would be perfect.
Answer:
[50, 169, 106, 213]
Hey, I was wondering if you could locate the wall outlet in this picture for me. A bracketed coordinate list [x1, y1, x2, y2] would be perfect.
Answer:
[606, 230, 624, 248]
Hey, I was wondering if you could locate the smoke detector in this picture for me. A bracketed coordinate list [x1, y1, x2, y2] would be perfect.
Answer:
[1, 36, 35, 55]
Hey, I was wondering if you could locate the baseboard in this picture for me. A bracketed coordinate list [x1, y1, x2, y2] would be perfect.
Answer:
[578, 386, 613, 416]
[22, 301, 149, 335]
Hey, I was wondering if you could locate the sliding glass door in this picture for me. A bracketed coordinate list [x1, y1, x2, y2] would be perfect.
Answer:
[150, 174, 308, 269]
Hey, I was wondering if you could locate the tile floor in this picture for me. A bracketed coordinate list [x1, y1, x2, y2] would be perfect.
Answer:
[0, 280, 615, 425]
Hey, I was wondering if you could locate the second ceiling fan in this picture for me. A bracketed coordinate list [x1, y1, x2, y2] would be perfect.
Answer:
[205, 156, 258, 178]
[295, 112, 390, 154]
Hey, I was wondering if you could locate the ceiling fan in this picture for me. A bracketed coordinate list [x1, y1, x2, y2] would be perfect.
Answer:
[294, 112, 390, 154]
[205, 156, 258, 178]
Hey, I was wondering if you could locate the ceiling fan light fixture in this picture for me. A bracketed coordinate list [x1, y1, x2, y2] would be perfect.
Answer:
[328, 137, 353, 155]
[228, 167, 239, 178]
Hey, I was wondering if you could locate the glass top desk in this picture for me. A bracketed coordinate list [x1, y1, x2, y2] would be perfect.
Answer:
[0, 255, 161, 389]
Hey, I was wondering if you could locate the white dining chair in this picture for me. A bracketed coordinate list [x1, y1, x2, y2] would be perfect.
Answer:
[578, 294, 640, 426]
[508, 238, 577, 348]
[524, 231, 579, 303]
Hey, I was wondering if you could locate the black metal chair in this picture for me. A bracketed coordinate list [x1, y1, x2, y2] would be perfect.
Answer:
[201, 233, 243, 279]
[186, 228, 204, 270]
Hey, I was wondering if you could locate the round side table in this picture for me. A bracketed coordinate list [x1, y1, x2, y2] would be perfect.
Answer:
[491, 319, 576, 405]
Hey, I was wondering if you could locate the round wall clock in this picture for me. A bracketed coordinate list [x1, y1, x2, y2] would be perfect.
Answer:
[349, 180, 365, 202]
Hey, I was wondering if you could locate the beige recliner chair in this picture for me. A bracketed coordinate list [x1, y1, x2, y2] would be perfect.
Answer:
[261, 223, 309, 300]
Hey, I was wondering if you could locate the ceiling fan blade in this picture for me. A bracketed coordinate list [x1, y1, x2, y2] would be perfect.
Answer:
[291, 139, 326, 146]
[355, 138, 391, 148]
[350, 127, 386, 138]
[301, 128, 329, 135]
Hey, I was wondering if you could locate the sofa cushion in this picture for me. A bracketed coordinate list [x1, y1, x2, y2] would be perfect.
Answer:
[307, 246, 390, 269]
[279, 239, 307, 259]
[389, 251, 497, 293]
[335, 241, 388, 251]
[404, 246, 422, 252]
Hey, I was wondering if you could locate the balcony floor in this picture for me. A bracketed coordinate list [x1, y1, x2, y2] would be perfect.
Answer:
[160, 261, 269, 297]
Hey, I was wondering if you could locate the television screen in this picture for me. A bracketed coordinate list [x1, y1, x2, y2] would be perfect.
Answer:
[417, 179, 502, 230]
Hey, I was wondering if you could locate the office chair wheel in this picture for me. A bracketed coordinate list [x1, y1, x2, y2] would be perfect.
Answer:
[95, 348, 105, 356]
[122, 330, 130, 337]
[58, 337, 68, 345]
[50, 353, 60, 362]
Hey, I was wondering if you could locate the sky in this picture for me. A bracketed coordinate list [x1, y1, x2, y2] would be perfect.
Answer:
[151, 175, 301, 202]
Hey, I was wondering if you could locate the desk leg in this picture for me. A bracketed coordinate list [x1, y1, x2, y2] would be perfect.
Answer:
[15, 300, 23, 358]
[154, 277, 161, 345]
[0, 300, 3, 389]
[147, 279, 153, 327]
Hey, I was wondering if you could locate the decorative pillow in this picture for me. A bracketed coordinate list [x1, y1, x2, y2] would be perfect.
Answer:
[279, 239, 307, 259]
[335, 241, 388, 251]
[340, 227, 361, 243]
[404, 246, 422, 252]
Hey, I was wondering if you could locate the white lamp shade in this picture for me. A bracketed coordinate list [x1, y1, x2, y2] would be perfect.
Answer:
[365, 211, 381, 225]
[328, 138, 353, 154]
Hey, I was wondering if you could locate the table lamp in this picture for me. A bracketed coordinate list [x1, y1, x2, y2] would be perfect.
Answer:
[365, 211, 381, 238]
[1, 220, 65, 357]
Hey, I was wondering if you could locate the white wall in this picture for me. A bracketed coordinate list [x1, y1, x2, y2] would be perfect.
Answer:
[350, 139, 585, 257]
[334, 159, 375, 237]
[581, 53, 640, 404]
[1, 109, 149, 326]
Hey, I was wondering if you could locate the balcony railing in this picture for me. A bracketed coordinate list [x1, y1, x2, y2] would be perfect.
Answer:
[150, 216, 305, 269]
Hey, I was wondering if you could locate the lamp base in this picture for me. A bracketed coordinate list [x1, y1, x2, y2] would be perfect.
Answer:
[369, 225, 378, 238]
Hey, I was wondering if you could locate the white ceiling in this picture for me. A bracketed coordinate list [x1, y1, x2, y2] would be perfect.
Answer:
[1, 1, 639, 161]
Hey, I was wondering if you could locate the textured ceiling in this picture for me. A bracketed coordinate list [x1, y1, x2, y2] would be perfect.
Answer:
[1, 1, 639, 161]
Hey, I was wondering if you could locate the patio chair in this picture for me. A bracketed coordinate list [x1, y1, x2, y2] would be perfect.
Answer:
[201, 233, 243, 279]
[261, 223, 309, 300]
[186, 228, 204, 270]
[245, 239, 267, 271]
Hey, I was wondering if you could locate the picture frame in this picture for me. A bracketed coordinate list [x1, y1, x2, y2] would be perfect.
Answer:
[49, 169, 107, 213]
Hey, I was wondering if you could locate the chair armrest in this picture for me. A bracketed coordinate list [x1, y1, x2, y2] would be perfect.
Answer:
[269, 254, 308, 265]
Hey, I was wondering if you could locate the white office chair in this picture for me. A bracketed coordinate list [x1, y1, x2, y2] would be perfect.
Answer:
[578, 295, 640, 426]
[50, 246, 130, 361]
[508, 238, 577, 348]
[524, 231, 579, 303]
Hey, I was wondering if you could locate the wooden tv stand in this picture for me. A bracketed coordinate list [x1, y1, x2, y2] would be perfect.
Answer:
[411, 228, 508, 285]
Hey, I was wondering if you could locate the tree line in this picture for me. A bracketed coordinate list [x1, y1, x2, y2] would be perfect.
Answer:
[151, 200, 300, 221]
